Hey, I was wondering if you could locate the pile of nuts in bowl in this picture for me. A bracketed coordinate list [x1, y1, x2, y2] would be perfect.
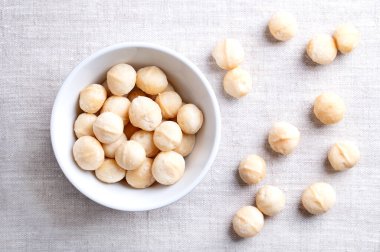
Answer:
[72, 64, 203, 188]
[212, 11, 361, 238]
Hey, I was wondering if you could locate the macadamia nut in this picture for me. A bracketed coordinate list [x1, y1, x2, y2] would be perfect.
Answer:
[73, 136, 104, 171]
[328, 141, 360, 171]
[131, 130, 159, 158]
[268, 11, 297, 41]
[313, 92, 346, 125]
[101, 96, 131, 124]
[153, 121, 183, 151]
[232, 206, 264, 238]
[95, 159, 126, 183]
[174, 134, 195, 157]
[155, 91, 183, 119]
[74, 113, 97, 138]
[136, 66, 168, 95]
[126, 158, 155, 188]
[307, 34, 337, 65]
[93, 112, 124, 144]
[107, 64, 136, 96]
[223, 67, 252, 98]
[127, 87, 147, 101]
[115, 140, 146, 171]
[102, 133, 127, 158]
[152, 151, 185, 185]
[256, 185, 286, 216]
[212, 39, 244, 70]
[238, 154, 266, 185]
[79, 84, 107, 113]
[177, 104, 204, 134]
[333, 24, 359, 54]
[129, 96, 162, 131]
[302, 182, 336, 215]
[268, 122, 300, 155]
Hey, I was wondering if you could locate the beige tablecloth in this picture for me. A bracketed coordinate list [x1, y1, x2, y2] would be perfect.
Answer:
[1, 0, 379, 251]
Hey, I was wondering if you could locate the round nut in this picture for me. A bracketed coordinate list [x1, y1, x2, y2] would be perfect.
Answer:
[232, 206, 264, 238]
[302, 182, 336, 215]
[136, 66, 168, 95]
[115, 140, 146, 171]
[93, 112, 124, 144]
[102, 133, 127, 158]
[268, 122, 300, 155]
[313, 92, 346, 125]
[238, 154, 266, 184]
[74, 113, 97, 138]
[177, 104, 204, 134]
[268, 11, 297, 41]
[223, 67, 252, 98]
[107, 64, 136, 96]
[129, 96, 162, 131]
[100, 96, 131, 124]
[174, 134, 195, 157]
[153, 121, 183, 151]
[328, 141, 360, 171]
[155, 91, 183, 119]
[152, 151, 185, 185]
[307, 34, 337, 65]
[256, 185, 286, 216]
[79, 84, 107, 113]
[73, 136, 104, 171]
[212, 38, 244, 70]
[131, 130, 159, 158]
[126, 158, 156, 189]
[95, 159, 126, 183]
[333, 24, 359, 54]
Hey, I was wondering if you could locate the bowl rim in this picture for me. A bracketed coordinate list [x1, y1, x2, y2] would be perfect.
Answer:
[50, 42, 221, 211]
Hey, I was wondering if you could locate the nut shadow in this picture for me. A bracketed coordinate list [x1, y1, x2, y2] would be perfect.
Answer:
[301, 50, 319, 68]
[228, 221, 244, 242]
[235, 168, 248, 188]
[263, 26, 282, 44]
[297, 200, 315, 218]
[263, 134, 284, 159]
[309, 106, 325, 128]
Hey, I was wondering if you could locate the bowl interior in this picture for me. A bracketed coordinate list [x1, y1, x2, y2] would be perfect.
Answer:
[51, 44, 220, 211]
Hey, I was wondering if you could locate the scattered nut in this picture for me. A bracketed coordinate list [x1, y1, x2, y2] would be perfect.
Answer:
[212, 39, 244, 70]
[74, 113, 97, 138]
[153, 121, 183, 151]
[256, 185, 286, 216]
[73, 136, 104, 171]
[115, 140, 146, 171]
[268, 11, 297, 41]
[232, 206, 264, 238]
[131, 130, 159, 158]
[101, 96, 131, 124]
[268, 122, 300, 155]
[307, 34, 337, 65]
[177, 104, 204, 134]
[79, 84, 107, 113]
[136, 66, 168, 95]
[313, 92, 346, 125]
[152, 151, 185, 185]
[238, 154, 266, 185]
[129, 96, 162, 131]
[302, 182, 336, 215]
[174, 134, 195, 157]
[223, 67, 252, 98]
[95, 159, 126, 183]
[107, 63, 136, 96]
[333, 24, 359, 54]
[93, 112, 124, 144]
[328, 141, 360, 171]
[126, 158, 156, 189]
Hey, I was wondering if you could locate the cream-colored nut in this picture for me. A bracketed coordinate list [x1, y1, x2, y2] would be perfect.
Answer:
[302, 182, 336, 215]
[74, 113, 97, 138]
[153, 121, 183, 151]
[163, 83, 175, 92]
[152, 151, 185, 185]
[333, 24, 359, 54]
[268, 11, 297, 41]
[115, 140, 146, 170]
[212, 39, 244, 70]
[136, 66, 168, 95]
[174, 134, 195, 157]
[126, 158, 155, 188]
[223, 67, 252, 98]
[328, 141, 360, 171]
[232, 206, 264, 238]
[131, 130, 159, 158]
[129, 96, 162, 131]
[268, 122, 300, 155]
[127, 87, 147, 101]
[73, 136, 104, 171]
[102, 133, 127, 158]
[100, 96, 131, 124]
[177, 104, 204, 134]
[238, 154, 266, 184]
[313, 92, 346, 125]
[124, 123, 140, 139]
[107, 64, 136, 96]
[307, 34, 337, 65]
[95, 159, 126, 183]
[93, 112, 124, 144]
[256, 185, 286, 216]
[155, 91, 183, 119]
[79, 84, 107, 113]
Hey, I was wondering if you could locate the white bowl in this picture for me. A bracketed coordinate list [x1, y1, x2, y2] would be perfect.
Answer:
[50, 43, 221, 211]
